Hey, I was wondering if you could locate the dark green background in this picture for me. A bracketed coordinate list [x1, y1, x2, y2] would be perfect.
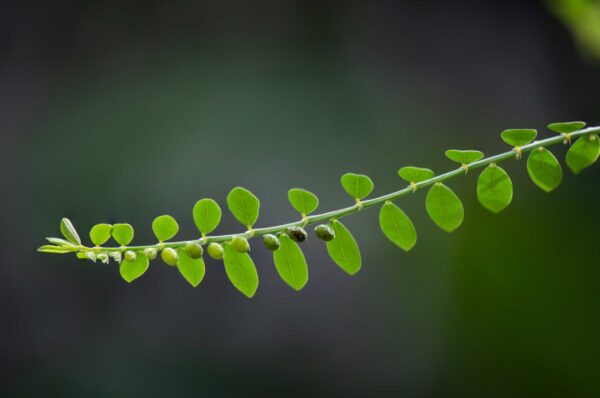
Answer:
[2, 1, 599, 396]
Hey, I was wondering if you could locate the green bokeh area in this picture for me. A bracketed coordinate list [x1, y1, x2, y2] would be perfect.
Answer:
[3, 1, 600, 396]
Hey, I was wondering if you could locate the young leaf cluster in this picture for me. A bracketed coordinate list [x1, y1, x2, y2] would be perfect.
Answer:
[39, 121, 600, 297]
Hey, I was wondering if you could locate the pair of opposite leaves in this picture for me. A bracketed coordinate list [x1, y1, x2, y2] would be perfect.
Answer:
[385, 149, 484, 246]
[128, 184, 361, 296]
[501, 126, 600, 190]
[380, 126, 600, 251]
[88, 188, 258, 250]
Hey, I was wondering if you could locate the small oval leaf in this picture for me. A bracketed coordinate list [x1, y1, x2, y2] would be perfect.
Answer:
[90, 224, 112, 246]
[273, 234, 309, 291]
[548, 121, 586, 134]
[340, 173, 374, 200]
[112, 223, 134, 246]
[445, 149, 484, 164]
[426, 183, 464, 232]
[193, 198, 222, 235]
[227, 187, 260, 228]
[379, 202, 417, 251]
[527, 148, 563, 192]
[566, 134, 600, 174]
[152, 215, 179, 242]
[288, 188, 319, 215]
[223, 244, 259, 298]
[398, 166, 434, 183]
[177, 249, 206, 287]
[60, 218, 81, 245]
[501, 129, 537, 147]
[119, 253, 149, 283]
[477, 164, 513, 213]
[326, 221, 361, 275]
[37, 245, 75, 254]
[46, 237, 76, 247]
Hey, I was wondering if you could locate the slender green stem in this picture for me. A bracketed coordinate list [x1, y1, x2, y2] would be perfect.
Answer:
[80, 126, 599, 255]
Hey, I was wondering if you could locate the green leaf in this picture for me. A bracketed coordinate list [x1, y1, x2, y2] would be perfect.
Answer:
[112, 223, 134, 246]
[426, 183, 464, 232]
[227, 187, 260, 228]
[288, 188, 319, 215]
[501, 129, 537, 147]
[398, 166, 434, 183]
[89, 224, 112, 246]
[119, 253, 149, 283]
[177, 249, 206, 287]
[60, 218, 81, 245]
[477, 164, 513, 213]
[548, 121, 586, 134]
[223, 244, 259, 298]
[46, 237, 76, 247]
[566, 134, 600, 174]
[37, 245, 75, 254]
[527, 148, 563, 192]
[152, 215, 179, 242]
[273, 234, 309, 291]
[340, 173, 374, 200]
[326, 221, 361, 275]
[192, 198, 222, 235]
[445, 149, 484, 164]
[379, 202, 417, 251]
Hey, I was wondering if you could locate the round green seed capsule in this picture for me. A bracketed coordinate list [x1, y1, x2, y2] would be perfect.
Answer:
[262, 234, 280, 251]
[185, 242, 204, 259]
[287, 226, 307, 243]
[207, 242, 224, 260]
[314, 224, 335, 241]
[124, 250, 137, 262]
[230, 236, 250, 253]
[161, 247, 178, 266]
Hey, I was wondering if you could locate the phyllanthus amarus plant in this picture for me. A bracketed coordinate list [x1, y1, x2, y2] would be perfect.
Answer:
[40, 121, 600, 297]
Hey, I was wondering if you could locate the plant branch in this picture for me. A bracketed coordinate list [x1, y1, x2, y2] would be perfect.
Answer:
[80, 126, 599, 255]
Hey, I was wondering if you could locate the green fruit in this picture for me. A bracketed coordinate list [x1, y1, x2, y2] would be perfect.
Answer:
[262, 234, 280, 251]
[124, 250, 137, 261]
[230, 236, 250, 253]
[287, 226, 307, 243]
[207, 242, 224, 260]
[161, 247, 178, 266]
[185, 242, 204, 259]
[314, 224, 335, 241]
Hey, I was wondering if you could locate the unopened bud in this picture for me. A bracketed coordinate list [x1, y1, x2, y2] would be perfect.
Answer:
[143, 248, 157, 260]
[124, 250, 136, 262]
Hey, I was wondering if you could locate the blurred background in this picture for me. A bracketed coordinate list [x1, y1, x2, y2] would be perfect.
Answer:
[2, 0, 600, 396]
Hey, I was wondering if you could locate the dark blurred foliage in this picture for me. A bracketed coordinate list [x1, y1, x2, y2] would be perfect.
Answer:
[549, 0, 600, 60]
[1, 1, 599, 397]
